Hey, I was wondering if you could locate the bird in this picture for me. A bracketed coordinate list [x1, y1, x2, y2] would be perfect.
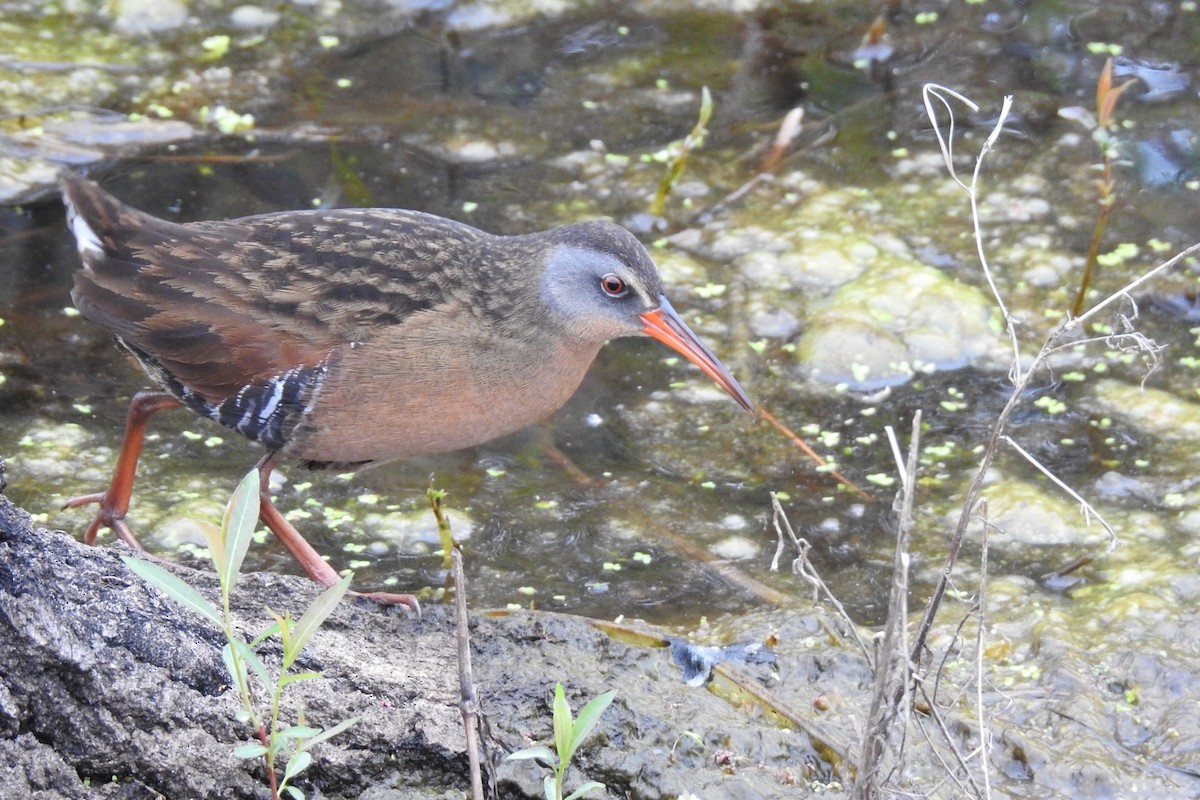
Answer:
[60, 171, 753, 609]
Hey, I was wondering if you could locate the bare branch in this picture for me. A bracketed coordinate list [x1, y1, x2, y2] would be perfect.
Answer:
[1066, 242, 1200, 327]
[770, 493, 871, 661]
[922, 84, 980, 190]
[1000, 435, 1119, 549]
[854, 413, 920, 800]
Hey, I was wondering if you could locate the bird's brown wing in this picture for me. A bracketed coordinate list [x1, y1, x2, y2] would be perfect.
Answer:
[63, 173, 482, 405]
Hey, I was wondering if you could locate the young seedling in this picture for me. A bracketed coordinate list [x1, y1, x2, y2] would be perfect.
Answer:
[649, 86, 713, 217]
[121, 469, 358, 800]
[508, 683, 616, 800]
[1068, 58, 1139, 317]
[427, 486, 455, 572]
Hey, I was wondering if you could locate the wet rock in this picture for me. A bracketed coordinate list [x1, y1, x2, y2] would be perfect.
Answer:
[961, 475, 1111, 547]
[978, 189, 1052, 223]
[747, 305, 801, 339]
[362, 506, 477, 546]
[800, 320, 912, 388]
[710, 535, 760, 560]
[798, 255, 998, 389]
[41, 118, 195, 148]
[229, 5, 281, 29]
[112, 0, 189, 35]
[10, 422, 109, 487]
[1089, 379, 1200, 450]
[1092, 470, 1155, 501]
[0, 157, 86, 205]
[743, 236, 870, 291]
[0, 118, 192, 203]
[703, 179, 1001, 388]
[153, 501, 227, 549]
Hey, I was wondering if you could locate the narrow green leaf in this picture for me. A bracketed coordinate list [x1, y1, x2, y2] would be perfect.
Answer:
[283, 750, 312, 780]
[230, 637, 271, 692]
[298, 716, 358, 751]
[248, 620, 282, 648]
[199, 517, 226, 578]
[221, 643, 247, 689]
[506, 746, 557, 764]
[543, 775, 556, 800]
[269, 607, 293, 656]
[283, 787, 304, 800]
[698, 86, 713, 126]
[563, 781, 606, 800]
[552, 683, 573, 766]
[221, 469, 261, 592]
[566, 690, 615, 761]
[278, 671, 321, 688]
[233, 743, 268, 759]
[122, 557, 221, 626]
[285, 574, 351, 669]
[277, 725, 320, 740]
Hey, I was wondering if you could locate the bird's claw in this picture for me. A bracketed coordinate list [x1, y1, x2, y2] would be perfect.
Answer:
[61, 491, 143, 549]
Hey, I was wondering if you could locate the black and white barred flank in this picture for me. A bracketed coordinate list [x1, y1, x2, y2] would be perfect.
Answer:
[123, 341, 325, 452]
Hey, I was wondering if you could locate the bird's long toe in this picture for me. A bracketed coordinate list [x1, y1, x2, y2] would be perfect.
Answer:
[63, 491, 143, 549]
[352, 590, 422, 618]
[61, 491, 106, 510]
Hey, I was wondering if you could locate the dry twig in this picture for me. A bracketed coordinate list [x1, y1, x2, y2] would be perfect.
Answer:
[452, 547, 490, 800]
[769, 492, 871, 662]
[853, 413, 920, 800]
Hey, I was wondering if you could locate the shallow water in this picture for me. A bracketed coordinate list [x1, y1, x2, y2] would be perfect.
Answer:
[2, 1, 1199, 622]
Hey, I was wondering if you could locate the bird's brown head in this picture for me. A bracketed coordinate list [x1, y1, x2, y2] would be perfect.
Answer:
[540, 221, 753, 412]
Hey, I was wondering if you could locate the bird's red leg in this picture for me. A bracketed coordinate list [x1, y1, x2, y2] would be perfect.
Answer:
[255, 455, 421, 616]
[62, 389, 182, 547]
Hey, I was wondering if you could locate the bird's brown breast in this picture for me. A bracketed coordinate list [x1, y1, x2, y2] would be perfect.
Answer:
[283, 311, 602, 465]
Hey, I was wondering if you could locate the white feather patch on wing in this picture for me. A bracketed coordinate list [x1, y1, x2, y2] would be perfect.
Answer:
[64, 200, 104, 262]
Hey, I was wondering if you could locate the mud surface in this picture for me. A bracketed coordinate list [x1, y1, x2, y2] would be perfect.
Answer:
[0, 485, 841, 799]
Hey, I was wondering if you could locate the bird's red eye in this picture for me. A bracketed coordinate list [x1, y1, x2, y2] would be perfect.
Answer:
[600, 274, 628, 297]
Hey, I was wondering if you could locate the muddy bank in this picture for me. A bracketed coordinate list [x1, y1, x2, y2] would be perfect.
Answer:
[0, 480, 837, 799]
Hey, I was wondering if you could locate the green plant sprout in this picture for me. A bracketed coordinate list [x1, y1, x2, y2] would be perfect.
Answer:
[1069, 57, 1138, 317]
[508, 683, 616, 800]
[649, 86, 713, 216]
[121, 470, 358, 800]
[427, 486, 455, 572]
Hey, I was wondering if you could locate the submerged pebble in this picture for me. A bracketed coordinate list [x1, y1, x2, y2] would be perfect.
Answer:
[710, 535, 759, 560]
[362, 507, 475, 547]
[797, 254, 997, 388]
[113, 0, 189, 34]
[230, 5, 280, 28]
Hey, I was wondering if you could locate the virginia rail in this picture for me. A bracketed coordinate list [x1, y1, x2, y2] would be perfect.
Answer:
[60, 171, 753, 608]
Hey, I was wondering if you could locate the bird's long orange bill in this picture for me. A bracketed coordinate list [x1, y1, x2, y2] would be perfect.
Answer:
[640, 296, 754, 412]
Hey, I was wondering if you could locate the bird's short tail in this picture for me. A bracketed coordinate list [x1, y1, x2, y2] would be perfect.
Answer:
[60, 171, 174, 266]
